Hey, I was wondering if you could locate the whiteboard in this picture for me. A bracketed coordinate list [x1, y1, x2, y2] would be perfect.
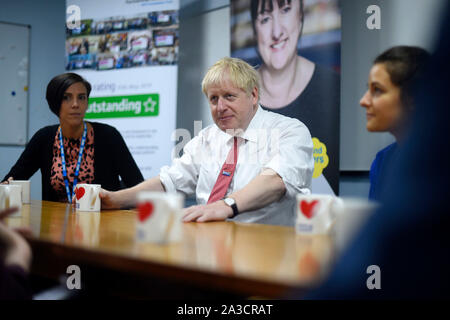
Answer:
[0, 22, 30, 145]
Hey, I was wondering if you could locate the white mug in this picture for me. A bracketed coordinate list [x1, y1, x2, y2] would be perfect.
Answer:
[295, 194, 343, 235]
[165, 193, 184, 242]
[332, 198, 379, 252]
[0, 185, 22, 215]
[10, 180, 31, 204]
[136, 191, 184, 243]
[75, 184, 101, 212]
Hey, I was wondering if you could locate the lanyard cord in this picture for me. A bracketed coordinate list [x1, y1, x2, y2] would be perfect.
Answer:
[58, 122, 87, 203]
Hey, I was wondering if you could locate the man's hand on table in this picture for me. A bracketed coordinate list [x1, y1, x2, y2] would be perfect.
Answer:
[182, 201, 233, 223]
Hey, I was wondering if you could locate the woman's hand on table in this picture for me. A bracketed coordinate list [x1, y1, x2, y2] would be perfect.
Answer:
[99, 189, 121, 210]
[1, 177, 13, 185]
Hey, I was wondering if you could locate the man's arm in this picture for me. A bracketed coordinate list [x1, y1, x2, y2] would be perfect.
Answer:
[100, 176, 165, 209]
[182, 169, 286, 222]
[101, 131, 204, 210]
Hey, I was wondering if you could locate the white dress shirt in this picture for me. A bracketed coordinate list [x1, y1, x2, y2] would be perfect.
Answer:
[160, 106, 314, 226]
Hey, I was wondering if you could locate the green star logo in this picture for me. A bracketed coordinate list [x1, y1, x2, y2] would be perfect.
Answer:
[143, 97, 157, 113]
[86, 93, 159, 119]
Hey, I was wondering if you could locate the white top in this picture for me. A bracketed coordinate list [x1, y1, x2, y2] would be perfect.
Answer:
[159, 106, 314, 226]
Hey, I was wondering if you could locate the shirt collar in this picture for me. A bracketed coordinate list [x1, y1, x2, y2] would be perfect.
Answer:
[241, 105, 263, 143]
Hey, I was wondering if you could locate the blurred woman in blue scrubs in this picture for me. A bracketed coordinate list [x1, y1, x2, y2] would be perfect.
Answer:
[359, 46, 429, 200]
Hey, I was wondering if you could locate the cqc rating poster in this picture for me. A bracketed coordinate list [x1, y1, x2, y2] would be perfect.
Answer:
[65, 0, 179, 178]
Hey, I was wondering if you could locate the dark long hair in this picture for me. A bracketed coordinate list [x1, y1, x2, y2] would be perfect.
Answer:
[374, 46, 430, 115]
[46, 73, 92, 117]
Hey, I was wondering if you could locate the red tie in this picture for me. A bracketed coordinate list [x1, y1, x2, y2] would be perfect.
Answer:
[207, 137, 239, 204]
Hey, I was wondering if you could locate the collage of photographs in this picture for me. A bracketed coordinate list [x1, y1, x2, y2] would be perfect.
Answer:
[65, 10, 179, 71]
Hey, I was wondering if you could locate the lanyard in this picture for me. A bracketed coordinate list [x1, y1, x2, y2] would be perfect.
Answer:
[58, 122, 87, 203]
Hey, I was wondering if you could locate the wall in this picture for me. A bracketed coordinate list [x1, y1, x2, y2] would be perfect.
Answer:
[340, 0, 446, 170]
[339, 0, 445, 197]
[0, 0, 446, 200]
[176, 4, 230, 134]
[178, 0, 446, 198]
[0, 0, 66, 200]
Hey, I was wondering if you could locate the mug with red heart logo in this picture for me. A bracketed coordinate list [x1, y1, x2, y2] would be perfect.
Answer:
[295, 194, 343, 235]
[136, 191, 184, 243]
[75, 184, 101, 212]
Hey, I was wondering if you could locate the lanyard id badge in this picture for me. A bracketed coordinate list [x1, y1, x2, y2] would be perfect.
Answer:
[58, 122, 87, 203]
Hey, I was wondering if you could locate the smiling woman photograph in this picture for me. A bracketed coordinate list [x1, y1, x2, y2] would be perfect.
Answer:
[1, 73, 144, 202]
[231, 0, 341, 195]
[359, 46, 430, 201]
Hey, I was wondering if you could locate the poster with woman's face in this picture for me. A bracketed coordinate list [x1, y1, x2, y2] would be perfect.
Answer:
[231, 0, 341, 195]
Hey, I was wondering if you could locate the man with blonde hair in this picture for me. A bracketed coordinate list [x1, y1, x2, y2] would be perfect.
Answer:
[101, 57, 313, 225]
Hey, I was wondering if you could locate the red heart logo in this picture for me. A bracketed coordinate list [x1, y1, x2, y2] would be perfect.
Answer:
[76, 187, 85, 200]
[138, 202, 154, 222]
[300, 200, 319, 219]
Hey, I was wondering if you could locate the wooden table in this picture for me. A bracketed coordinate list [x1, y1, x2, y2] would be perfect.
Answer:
[5, 200, 336, 299]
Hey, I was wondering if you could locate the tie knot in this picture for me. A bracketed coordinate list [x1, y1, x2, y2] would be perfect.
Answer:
[234, 136, 245, 146]
[224, 136, 240, 166]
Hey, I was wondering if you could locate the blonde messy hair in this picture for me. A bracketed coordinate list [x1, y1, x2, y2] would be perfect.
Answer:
[202, 57, 260, 101]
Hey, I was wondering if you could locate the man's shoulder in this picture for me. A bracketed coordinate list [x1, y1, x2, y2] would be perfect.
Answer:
[259, 107, 309, 132]
[195, 122, 222, 139]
